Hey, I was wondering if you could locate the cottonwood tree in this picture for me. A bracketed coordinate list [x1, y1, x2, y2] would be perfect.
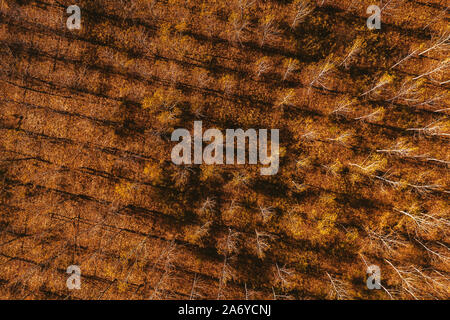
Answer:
[387, 78, 424, 105]
[326, 272, 351, 300]
[412, 58, 450, 84]
[418, 28, 450, 57]
[384, 260, 449, 299]
[391, 44, 423, 69]
[274, 263, 294, 289]
[340, 38, 364, 69]
[330, 96, 356, 118]
[282, 58, 299, 81]
[259, 14, 279, 47]
[360, 73, 394, 98]
[290, 0, 314, 30]
[376, 139, 417, 158]
[394, 207, 449, 236]
[307, 55, 335, 94]
[254, 57, 271, 79]
[354, 107, 384, 122]
[217, 229, 240, 299]
[228, 12, 249, 46]
[406, 119, 450, 138]
[255, 230, 274, 259]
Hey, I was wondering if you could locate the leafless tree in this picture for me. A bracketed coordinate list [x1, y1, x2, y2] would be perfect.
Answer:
[366, 229, 407, 254]
[394, 208, 449, 235]
[150, 240, 177, 299]
[259, 15, 279, 47]
[359, 253, 394, 299]
[290, 0, 314, 30]
[330, 97, 355, 118]
[200, 197, 216, 215]
[217, 229, 240, 299]
[189, 273, 205, 300]
[255, 57, 271, 78]
[340, 38, 363, 69]
[376, 140, 416, 158]
[282, 58, 299, 81]
[387, 79, 423, 105]
[384, 260, 450, 299]
[412, 58, 449, 83]
[255, 230, 274, 259]
[259, 206, 274, 223]
[326, 272, 351, 300]
[271, 286, 294, 300]
[326, 131, 353, 147]
[418, 29, 450, 56]
[308, 55, 335, 93]
[274, 263, 294, 289]
[354, 108, 384, 123]
[360, 74, 393, 98]
[415, 239, 450, 263]
[230, 13, 249, 46]
[391, 45, 421, 69]
[406, 119, 450, 138]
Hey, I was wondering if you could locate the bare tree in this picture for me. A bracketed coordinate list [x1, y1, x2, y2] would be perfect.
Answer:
[255, 230, 274, 259]
[259, 206, 274, 223]
[274, 263, 294, 289]
[330, 97, 355, 118]
[366, 229, 407, 254]
[259, 15, 279, 47]
[383, 260, 450, 299]
[189, 273, 205, 300]
[360, 73, 393, 98]
[150, 240, 177, 299]
[282, 58, 299, 81]
[229, 12, 249, 46]
[340, 38, 364, 69]
[376, 140, 416, 158]
[406, 119, 450, 138]
[418, 28, 450, 57]
[326, 272, 351, 300]
[387, 79, 423, 105]
[217, 229, 240, 299]
[254, 57, 271, 79]
[290, 0, 314, 30]
[412, 58, 450, 84]
[391, 44, 421, 69]
[308, 55, 335, 93]
[326, 131, 353, 147]
[354, 107, 384, 122]
[394, 208, 449, 235]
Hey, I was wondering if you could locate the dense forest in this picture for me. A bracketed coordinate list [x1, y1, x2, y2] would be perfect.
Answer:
[0, 0, 448, 299]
